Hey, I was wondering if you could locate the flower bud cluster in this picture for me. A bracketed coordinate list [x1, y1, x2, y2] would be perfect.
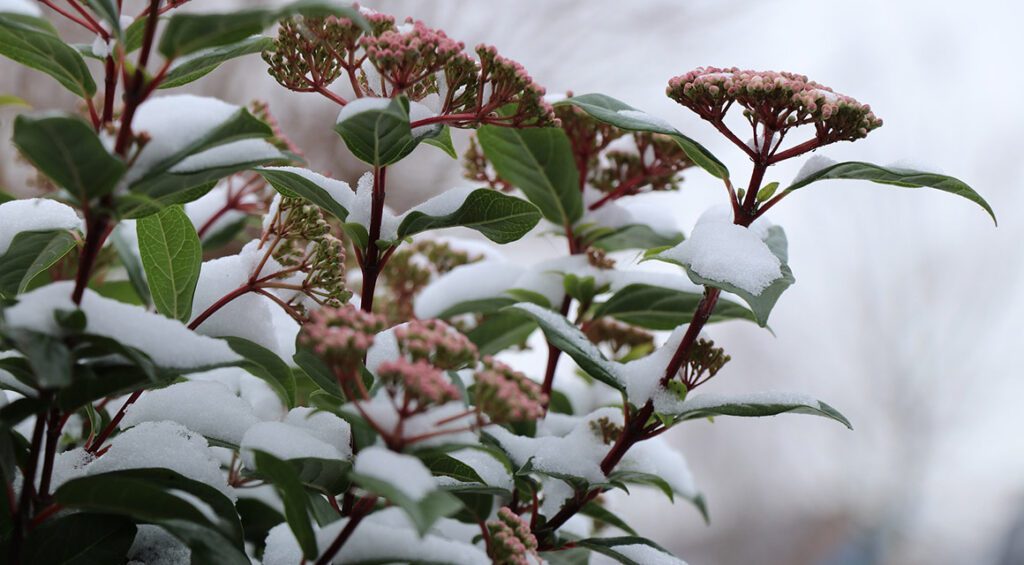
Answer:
[395, 319, 478, 370]
[589, 416, 624, 445]
[486, 508, 539, 565]
[473, 357, 547, 423]
[667, 67, 882, 144]
[306, 235, 351, 308]
[377, 357, 461, 405]
[381, 240, 482, 324]
[590, 133, 692, 196]
[361, 19, 462, 99]
[583, 318, 654, 356]
[263, 17, 347, 92]
[677, 338, 731, 389]
[473, 44, 557, 127]
[300, 305, 388, 370]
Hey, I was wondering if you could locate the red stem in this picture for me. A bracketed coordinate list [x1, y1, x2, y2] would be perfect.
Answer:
[358, 166, 387, 313]
[314, 495, 377, 565]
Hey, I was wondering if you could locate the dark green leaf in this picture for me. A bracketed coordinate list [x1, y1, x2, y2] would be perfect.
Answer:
[396, 189, 541, 244]
[160, 36, 274, 89]
[505, 303, 623, 391]
[111, 225, 152, 306]
[594, 284, 757, 330]
[0, 230, 77, 298]
[253, 451, 318, 560]
[671, 392, 852, 429]
[466, 311, 537, 356]
[13, 114, 125, 200]
[258, 168, 351, 221]
[588, 224, 683, 252]
[334, 97, 419, 166]
[8, 329, 72, 388]
[422, 125, 457, 158]
[786, 160, 996, 224]
[136, 205, 201, 322]
[225, 337, 296, 407]
[581, 502, 638, 536]
[558, 93, 729, 180]
[293, 348, 343, 398]
[83, 0, 120, 35]
[22, 512, 136, 565]
[477, 125, 582, 226]
[0, 14, 96, 97]
[577, 536, 680, 565]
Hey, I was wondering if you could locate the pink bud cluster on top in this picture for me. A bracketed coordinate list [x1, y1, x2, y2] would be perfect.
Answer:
[473, 357, 547, 423]
[377, 357, 461, 406]
[362, 19, 463, 96]
[487, 507, 539, 565]
[300, 305, 388, 370]
[667, 67, 882, 144]
[473, 44, 557, 127]
[394, 319, 478, 370]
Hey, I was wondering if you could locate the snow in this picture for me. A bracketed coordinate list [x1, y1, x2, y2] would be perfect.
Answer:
[444, 447, 513, 491]
[127, 525, 191, 565]
[793, 154, 837, 184]
[540, 476, 575, 517]
[88, 421, 234, 500]
[240, 421, 346, 468]
[408, 100, 439, 138]
[0, 198, 82, 255]
[170, 138, 282, 173]
[350, 393, 478, 447]
[658, 220, 782, 295]
[187, 367, 285, 421]
[347, 172, 400, 241]
[353, 446, 436, 500]
[489, 407, 624, 483]
[120, 380, 258, 445]
[188, 240, 300, 360]
[4, 282, 240, 369]
[618, 324, 687, 411]
[406, 186, 474, 218]
[414, 261, 526, 318]
[262, 508, 490, 565]
[284, 407, 353, 459]
[694, 203, 773, 240]
[0, 0, 40, 16]
[616, 109, 675, 132]
[47, 447, 92, 491]
[336, 97, 393, 125]
[621, 437, 698, 499]
[679, 390, 824, 411]
[364, 325, 401, 376]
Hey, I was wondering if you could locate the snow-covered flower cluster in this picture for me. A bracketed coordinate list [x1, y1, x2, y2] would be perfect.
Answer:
[395, 318, 478, 370]
[300, 304, 387, 370]
[377, 357, 461, 405]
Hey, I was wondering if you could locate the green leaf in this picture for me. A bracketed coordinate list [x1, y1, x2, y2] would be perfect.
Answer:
[786, 160, 996, 224]
[13, 114, 125, 200]
[22, 512, 136, 565]
[160, 36, 274, 89]
[0, 230, 77, 298]
[577, 536, 681, 565]
[580, 502, 638, 536]
[505, 303, 623, 391]
[56, 469, 247, 565]
[225, 337, 296, 408]
[466, 311, 537, 356]
[293, 348, 343, 398]
[158, 1, 366, 57]
[670, 392, 852, 429]
[605, 469, 709, 523]
[422, 125, 457, 158]
[136, 205, 201, 322]
[594, 284, 757, 330]
[334, 97, 420, 166]
[0, 14, 96, 97]
[648, 225, 794, 326]
[477, 125, 582, 227]
[83, 0, 121, 36]
[420, 452, 486, 485]
[396, 189, 541, 244]
[8, 330, 72, 388]
[0, 94, 29, 107]
[111, 225, 152, 306]
[253, 451, 318, 560]
[258, 168, 351, 222]
[348, 472, 463, 536]
[587, 224, 684, 252]
[558, 93, 729, 180]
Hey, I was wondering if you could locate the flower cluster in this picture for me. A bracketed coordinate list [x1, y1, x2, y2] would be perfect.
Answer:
[300, 305, 388, 371]
[473, 357, 547, 422]
[362, 19, 463, 99]
[380, 240, 482, 323]
[676, 338, 731, 390]
[583, 318, 654, 357]
[487, 508, 539, 565]
[395, 319, 478, 370]
[589, 132, 692, 196]
[589, 416, 624, 445]
[377, 357, 461, 405]
[667, 67, 882, 145]
[473, 44, 557, 127]
[263, 17, 349, 93]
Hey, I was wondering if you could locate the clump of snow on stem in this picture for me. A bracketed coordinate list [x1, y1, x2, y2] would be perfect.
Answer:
[0, 198, 81, 255]
[240, 421, 347, 468]
[283, 406, 353, 457]
[189, 240, 301, 360]
[792, 154, 837, 184]
[658, 207, 782, 295]
[187, 366, 285, 422]
[127, 525, 191, 565]
[354, 446, 436, 500]
[438, 447, 513, 491]
[4, 282, 239, 369]
[120, 381, 258, 445]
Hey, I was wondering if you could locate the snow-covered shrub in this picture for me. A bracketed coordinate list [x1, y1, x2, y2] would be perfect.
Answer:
[0, 3, 995, 565]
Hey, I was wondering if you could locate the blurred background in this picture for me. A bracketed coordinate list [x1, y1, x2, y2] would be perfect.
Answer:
[2, 1, 1022, 563]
